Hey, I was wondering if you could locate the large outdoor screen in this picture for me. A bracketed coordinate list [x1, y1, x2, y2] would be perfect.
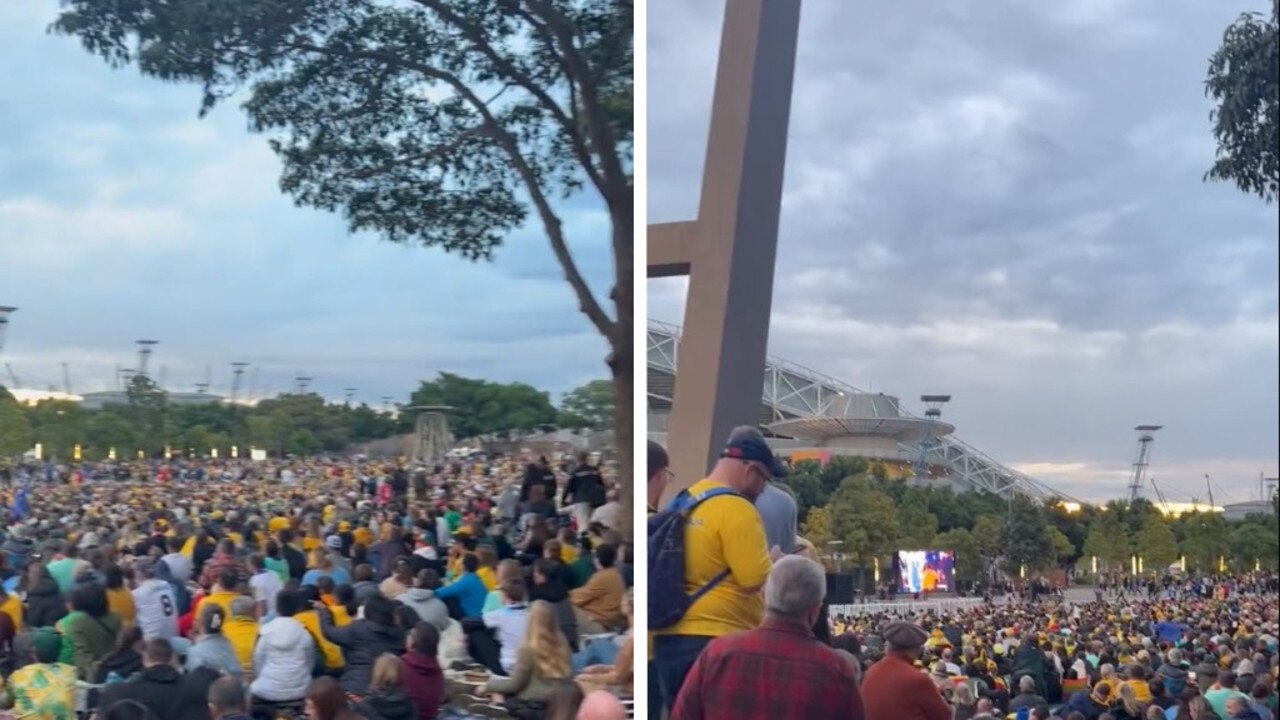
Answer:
[897, 550, 955, 593]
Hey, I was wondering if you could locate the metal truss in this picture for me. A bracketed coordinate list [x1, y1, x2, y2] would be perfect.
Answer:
[647, 320, 1074, 502]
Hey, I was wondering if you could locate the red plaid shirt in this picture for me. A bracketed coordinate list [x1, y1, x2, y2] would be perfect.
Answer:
[671, 618, 866, 720]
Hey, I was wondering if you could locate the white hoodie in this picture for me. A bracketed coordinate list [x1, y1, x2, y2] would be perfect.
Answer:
[250, 616, 315, 701]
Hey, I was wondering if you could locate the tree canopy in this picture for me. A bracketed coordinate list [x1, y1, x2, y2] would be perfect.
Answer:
[1205, 0, 1279, 202]
[10, 372, 607, 461]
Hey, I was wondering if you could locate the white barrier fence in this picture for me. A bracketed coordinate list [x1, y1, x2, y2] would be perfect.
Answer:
[829, 597, 985, 618]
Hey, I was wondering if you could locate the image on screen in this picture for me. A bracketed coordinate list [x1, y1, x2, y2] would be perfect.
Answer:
[897, 550, 955, 593]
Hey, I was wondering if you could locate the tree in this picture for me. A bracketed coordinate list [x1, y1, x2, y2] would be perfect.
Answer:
[780, 470, 825, 522]
[800, 506, 833, 557]
[935, 528, 981, 585]
[84, 412, 136, 458]
[247, 414, 293, 457]
[557, 379, 614, 430]
[1045, 526, 1075, 568]
[54, 0, 635, 510]
[1205, 0, 1279, 202]
[1178, 511, 1230, 572]
[1229, 520, 1279, 571]
[971, 514, 1005, 559]
[287, 429, 324, 457]
[1082, 508, 1131, 570]
[125, 375, 169, 455]
[826, 476, 899, 591]
[409, 372, 557, 439]
[1134, 514, 1178, 570]
[896, 489, 939, 550]
[23, 400, 85, 461]
[0, 394, 33, 458]
[1000, 495, 1054, 574]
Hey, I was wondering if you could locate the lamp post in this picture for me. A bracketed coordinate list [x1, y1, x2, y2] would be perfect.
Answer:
[827, 540, 844, 573]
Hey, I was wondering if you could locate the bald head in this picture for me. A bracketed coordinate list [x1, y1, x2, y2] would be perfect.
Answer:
[576, 691, 626, 720]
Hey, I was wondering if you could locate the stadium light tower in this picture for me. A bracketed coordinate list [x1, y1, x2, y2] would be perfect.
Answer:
[0, 306, 16, 360]
[343, 387, 357, 405]
[229, 362, 249, 403]
[1128, 425, 1162, 502]
[135, 340, 159, 378]
[295, 376, 312, 394]
[913, 395, 951, 483]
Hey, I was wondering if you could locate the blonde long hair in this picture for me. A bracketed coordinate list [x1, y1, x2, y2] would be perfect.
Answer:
[523, 601, 571, 679]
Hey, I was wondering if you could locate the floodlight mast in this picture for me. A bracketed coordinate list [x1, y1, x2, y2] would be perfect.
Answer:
[229, 362, 249, 404]
[0, 306, 16, 360]
[912, 394, 952, 482]
[136, 340, 159, 378]
[1128, 425, 1162, 502]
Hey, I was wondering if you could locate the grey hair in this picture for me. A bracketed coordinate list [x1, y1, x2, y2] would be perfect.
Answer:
[764, 556, 826, 620]
[1019, 675, 1035, 692]
[229, 596, 255, 617]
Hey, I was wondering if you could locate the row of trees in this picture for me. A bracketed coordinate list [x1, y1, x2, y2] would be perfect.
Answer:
[792, 458, 1280, 587]
[0, 373, 614, 461]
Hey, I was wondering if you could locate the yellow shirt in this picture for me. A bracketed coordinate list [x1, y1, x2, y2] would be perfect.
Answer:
[196, 591, 241, 621]
[296, 611, 344, 669]
[352, 528, 373, 548]
[560, 545, 580, 565]
[654, 479, 772, 638]
[302, 537, 321, 553]
[476, 566, 498, 592]
[106, 587, 136, 628]
[330, 606, 352, 627]
[268, 517, 291, 534]
[224, 617, 257, 674]
[1, 593, 23, 632]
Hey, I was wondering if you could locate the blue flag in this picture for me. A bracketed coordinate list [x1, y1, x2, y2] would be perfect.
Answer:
[12, 482, 28, 521]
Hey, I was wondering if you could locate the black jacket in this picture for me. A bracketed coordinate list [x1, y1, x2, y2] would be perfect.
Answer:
[24, 578, 66, 629]
[283, 545, 307, 581]
[97, 664, 219, 720]
[319, 611, 406, 695]
[563, 464, 606, 508]
[356, 688, 416, 720]
[530, 579, 578, 651]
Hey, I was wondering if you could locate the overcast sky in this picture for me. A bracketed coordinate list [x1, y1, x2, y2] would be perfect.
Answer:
[648, 0, 1279, 504]
[0, 1, 613, 407]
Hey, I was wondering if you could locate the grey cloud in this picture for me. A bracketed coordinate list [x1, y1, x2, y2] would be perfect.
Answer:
[648, 0, 1278, 502]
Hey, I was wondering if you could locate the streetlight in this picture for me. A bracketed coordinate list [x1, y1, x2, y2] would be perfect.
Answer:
[827, 540, 844, 573]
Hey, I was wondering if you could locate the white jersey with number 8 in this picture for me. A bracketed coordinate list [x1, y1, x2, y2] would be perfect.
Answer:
[132, 578, 179, 640]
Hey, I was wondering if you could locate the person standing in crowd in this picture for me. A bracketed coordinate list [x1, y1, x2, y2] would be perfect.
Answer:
[672, 556, 863, 719]
[860, 620, 953, 720]
[647, 440, 671, 513]
[651, 426, 782, 712]
[206, 676, 254, 720]
[130, 557, 179, 642]
[754, 480, 798, 556]
[563, 452, 606, 532]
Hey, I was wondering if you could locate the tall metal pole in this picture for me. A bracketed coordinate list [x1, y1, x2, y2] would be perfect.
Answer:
[0, 306, 16, 362]
[1128, 425, 1162, 502]
[136, 340, 159, 379]
[229, 362, 249, 404]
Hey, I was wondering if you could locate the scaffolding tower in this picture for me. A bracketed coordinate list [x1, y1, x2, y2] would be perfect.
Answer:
[406, 405, 454, 466]
[1128, 425, 1162, 502]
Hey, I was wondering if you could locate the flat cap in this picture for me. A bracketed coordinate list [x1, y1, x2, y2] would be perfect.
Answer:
[883, 621, 929, 650]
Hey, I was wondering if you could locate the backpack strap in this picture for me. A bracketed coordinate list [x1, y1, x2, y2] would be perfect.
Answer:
[674, 486, 746, 603]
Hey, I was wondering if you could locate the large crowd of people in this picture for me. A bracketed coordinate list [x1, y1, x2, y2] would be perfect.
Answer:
[0, 451, 635, 720]
[646, 430, 1280, 720]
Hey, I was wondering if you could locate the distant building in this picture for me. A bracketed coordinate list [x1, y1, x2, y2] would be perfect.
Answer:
[79, 390, 226, 410]
[1222, 500, 1275, 522]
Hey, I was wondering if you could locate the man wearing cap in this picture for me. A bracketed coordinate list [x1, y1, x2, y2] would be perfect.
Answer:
[652, 426, 782, 713]
[671, 556, 865, 720]
[860, 620, 953, 720]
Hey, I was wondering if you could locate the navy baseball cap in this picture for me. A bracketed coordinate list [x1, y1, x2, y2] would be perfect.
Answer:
[720, 426, 787, 477]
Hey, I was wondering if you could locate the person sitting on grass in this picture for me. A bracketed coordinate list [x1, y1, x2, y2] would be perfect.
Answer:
[482, 600, 573, 717]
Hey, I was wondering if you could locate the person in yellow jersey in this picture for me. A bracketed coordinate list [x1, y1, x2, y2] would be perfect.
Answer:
[651, 426, 784, 714]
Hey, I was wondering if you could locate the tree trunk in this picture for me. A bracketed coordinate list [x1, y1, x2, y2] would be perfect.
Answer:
[608, 202, 634, 540]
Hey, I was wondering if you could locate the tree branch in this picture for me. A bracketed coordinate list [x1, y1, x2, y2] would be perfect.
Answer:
[290, 41, 617, 339]
[521, 0, 628, 200]
[409, 0, 606, 195]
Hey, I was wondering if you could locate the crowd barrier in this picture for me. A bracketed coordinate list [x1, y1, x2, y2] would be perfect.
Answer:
[829, 597, 984, 617]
